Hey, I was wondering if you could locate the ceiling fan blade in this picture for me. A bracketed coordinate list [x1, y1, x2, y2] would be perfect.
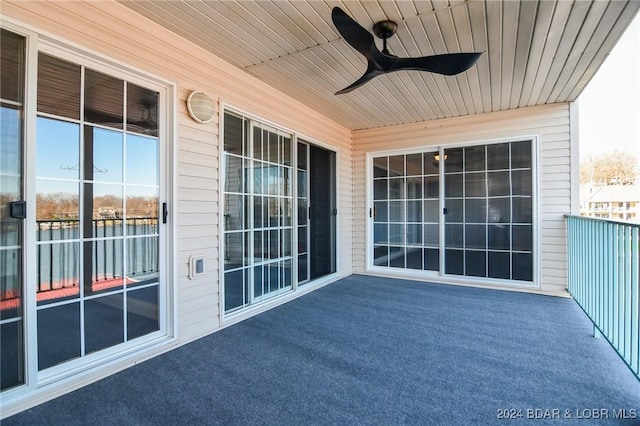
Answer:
[332, 7, 375, 60]
[392, 52, 482, 75]
[335, 65, 382, 95]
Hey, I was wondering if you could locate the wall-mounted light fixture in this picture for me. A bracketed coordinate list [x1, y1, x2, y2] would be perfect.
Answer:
[434, 153, 448, 162]
[186, 91, 216, 124]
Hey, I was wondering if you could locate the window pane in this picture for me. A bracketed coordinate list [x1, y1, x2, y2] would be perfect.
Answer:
[424, 200, 439, 222]
[36, 118, 80, 179]
[465, 145, 485, 172]
[267, 131, 278, 164]
[511, 141, 531, 169]
[126, 185, 159, 232]
[224, 232, 243, 270]
[513, 197, 532, 223]
[465, 172, 486, 197]
[488, 225, 510, 250]
[1, 29, 25, 103]
[488, 251, 510, 279]
[465, 224, 486, 249]
[126, 134, 158, 186]
[445, 174, 462, 197]
[406, 176, 422, 199]
[407, 224, 422, 245]
[487, 143, 509, 170]
[445, 224, 463, 248]
[374, 246, 388, 267]
[388, 155, 404, 177]
[35, 180, 80, 239]
[444, 148, 463, 173]
[297, 255, 308, 283]
[224, 113, 243, 155]
[127, 285, 159, 339]
[389, 224, 404, 244]
[1, 321, 23, 391]
[373, 156, 387, 178]
[465, 199, 487, 223]
[389, 201, 404, 222]
[487, 171, 510, 196]
[512, 225, 532, 251]
[374, 201, 388, 222]
[423, 224, 439, 246]
[126, 236, 159, 287]
[444, 199, 463, 223]
[85, 69, 123, 129]
[424, 248, 439, 271]
[445, 249, 463, 275]
[512, 170, 532, 196]
[1, 106, 22, 177]
[84, 239, 124, 295]
[0, 249, 22, 320]
[512, 253, 533, 281]
[37, 302, 81, 370]
[224, 194, 243, 231]
[36, 242, 80, 305]
[127, 83, 158, 137]
[424, 176, 439, 198]
[389, 178, 404, 199]
[84, 126, 123, 183]
[407, 200, 421, 222]
[88, 184, 123, 238]
[407, 247, 422, 269]
[389, 246, 405, 268]
[406, 153, 422, 176]
[488, 198, 510, 223]
[85, 294, 124, 354]
[424, 153, 439, 175]
[0, 176, 21, 247]
[282, 136, 291, 166]
[374, 179, 388, 200]
[297, 143, 307, 170]
[38, 53, 81, 119]
[465, 250, 486, 277]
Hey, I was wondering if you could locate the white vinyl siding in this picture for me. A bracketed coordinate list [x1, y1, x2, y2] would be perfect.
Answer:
[353, 103, 572, 295]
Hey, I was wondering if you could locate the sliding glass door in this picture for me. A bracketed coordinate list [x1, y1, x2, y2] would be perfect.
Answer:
[222, 111, 337, 315]
[370, 140, 534, 285]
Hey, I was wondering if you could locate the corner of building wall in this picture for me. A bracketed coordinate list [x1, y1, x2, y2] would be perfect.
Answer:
[569, 101, 580, 215]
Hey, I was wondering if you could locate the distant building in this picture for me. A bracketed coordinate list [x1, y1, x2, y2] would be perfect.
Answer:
[580, 184, 640, 222]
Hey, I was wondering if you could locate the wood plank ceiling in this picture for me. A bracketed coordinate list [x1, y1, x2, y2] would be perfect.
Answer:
[119, 0, 640, 131]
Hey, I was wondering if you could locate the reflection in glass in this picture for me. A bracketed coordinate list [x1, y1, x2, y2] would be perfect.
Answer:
[37, 53, 81, 119]
[1, 176, 21, 247]
[36, 118, 80, 179]
[126, 236, 159, 287]
[389, 178, 404, 199]
[487, 171, 510, 196]
[225, 154, 243, 193]
[127, 285, 160, 340]
[466, 250, 486, 277]
[511, 141, 531, 169]
[224, 194, 244, 231]
[85, 239, 124, 295]
[89, 183, 123, 238]
[36, 180, 79, 241]
[388, 155, 404, 177]
[85, 294, 124, 354]
[127, 185, 159, 228]
[38, 302, 81, 370]
[0, 249, 22, 320]
[84, 126, 123, 182]
[374, 246, 388, 266]
[373, 157, 387, 178]
[487, 144, 510, 170]
[374, 179, 388, 200]
[374, 201, 388, 222]
[127, 83, 158, 137]
[465, 145, 485, 171]
[512, 253, 533, 281]
[512, 197, 532, 223]
[224, 232, 243, 270]
[36, 242, 80, 305]
[488, 251, 510, 279]
[465, 172, 486, 197]
[512, 170, 532, 196]
[126, 134, 158, 186]
[488, 198, 510, 223]
[406, 154, 422, 176]
[85, 69, 124, 129]
[1, 106, 22, 176]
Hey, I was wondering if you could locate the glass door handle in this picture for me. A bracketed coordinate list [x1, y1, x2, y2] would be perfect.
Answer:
[10, 201, 26, 219]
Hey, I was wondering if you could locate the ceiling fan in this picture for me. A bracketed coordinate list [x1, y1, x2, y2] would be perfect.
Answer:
[331, 7, 482, 95]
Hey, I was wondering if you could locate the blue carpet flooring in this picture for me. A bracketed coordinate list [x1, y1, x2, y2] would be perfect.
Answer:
[5, 275, 640, 425]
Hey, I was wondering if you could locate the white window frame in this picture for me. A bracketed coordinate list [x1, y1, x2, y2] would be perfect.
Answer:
[219, 104, 341, 325]
[365, 135, 540, 290]
[0, 19, 178, 414]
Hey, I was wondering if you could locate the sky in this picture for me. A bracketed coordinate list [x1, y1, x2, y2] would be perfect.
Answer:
[577, 13, 640, 162]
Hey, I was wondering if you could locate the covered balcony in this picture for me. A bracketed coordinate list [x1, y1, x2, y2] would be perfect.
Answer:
[4, 272, 639, 425]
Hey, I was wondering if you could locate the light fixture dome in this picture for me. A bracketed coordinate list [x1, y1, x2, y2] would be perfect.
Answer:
[187, 91, 216, 123]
